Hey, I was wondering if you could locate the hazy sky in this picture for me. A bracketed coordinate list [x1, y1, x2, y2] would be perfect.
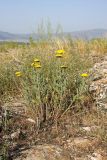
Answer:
[0, 0, 107, 33]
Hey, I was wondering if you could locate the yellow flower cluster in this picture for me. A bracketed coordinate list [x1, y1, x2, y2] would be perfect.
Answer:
[55, 49, 68, 68]
[56, 49, 65, 54]
[31, 58, 41, 69]
[15, 51, 89, 79]
[55, 49, 65, 58]
[34, 58, 40, 62]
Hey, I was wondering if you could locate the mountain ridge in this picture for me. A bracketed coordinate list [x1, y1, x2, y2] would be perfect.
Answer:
[0, 29, 107, 42]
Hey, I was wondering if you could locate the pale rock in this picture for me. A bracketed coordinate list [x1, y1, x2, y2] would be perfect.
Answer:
[81, 126, 101, 133]
[14, 144, 71, 160]
[27, 118, 36, 123]
[73, 137, 91, 148]
[81, 127, 91, 132]
[11, 129, 20, 139]
[88, 152, 103, 160]
[64, 137, 92, 150]
[89, 56, 107, 112]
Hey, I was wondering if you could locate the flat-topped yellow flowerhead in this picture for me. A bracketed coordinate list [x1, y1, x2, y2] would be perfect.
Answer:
[55, 49, 65, 58]
[34, 58, 40, 62]
[31, 58, 41, 67]
[34, 64, 41, 69]
[81, 73, 89, 77]
[31, 62, 35, 67]
[56, 49, 65, 54]
[15, 71, 22, 77]
[55, 53, 63, 58]
[60, 65, 67, 69]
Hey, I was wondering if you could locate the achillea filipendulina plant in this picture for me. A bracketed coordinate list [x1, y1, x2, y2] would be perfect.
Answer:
[0, 35, 96, 125]
[19, 47, 91, 125]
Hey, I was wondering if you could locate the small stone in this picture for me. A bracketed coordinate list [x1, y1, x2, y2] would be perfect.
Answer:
[3, 135, 10, 139]
[11, 129, 20, 139]
[27, 118, 36, 123]
[81, 127, 91, 132]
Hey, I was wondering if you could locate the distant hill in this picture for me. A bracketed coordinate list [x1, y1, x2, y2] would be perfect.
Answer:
[70, 29, 107, 40]
[0, 31, 31, 42]
[0, 29, 107, 42]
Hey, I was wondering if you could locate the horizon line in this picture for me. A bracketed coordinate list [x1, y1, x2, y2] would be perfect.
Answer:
[0, 28, 107, 35]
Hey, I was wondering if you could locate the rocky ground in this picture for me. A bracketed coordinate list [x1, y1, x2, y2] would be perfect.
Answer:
[89, 56, 107, 112]
[0, 55, 107, 160]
